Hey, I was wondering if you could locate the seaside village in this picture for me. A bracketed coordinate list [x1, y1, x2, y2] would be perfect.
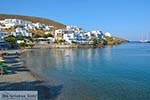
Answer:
[0, 18, 112, 49]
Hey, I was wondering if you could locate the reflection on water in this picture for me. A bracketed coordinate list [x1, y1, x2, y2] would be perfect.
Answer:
[22, 43, 150, 100]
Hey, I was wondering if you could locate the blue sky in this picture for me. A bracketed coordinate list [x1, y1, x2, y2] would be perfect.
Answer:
[0, 0, 150, 40]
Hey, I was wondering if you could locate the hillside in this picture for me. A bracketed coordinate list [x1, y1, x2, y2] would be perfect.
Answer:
[106, 36, 128, 45]
[0, 14, 66, 29]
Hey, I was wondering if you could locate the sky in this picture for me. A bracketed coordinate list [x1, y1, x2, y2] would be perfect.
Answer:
[0, 0, 150, 40]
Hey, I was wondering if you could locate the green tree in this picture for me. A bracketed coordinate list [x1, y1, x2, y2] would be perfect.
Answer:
[16, 36, 24, 40]
[90, 38, 97, 44]
[4, 36, 17, 48]
[28, 44, 34, 48]
[43, 33, 53, 38]
[105, 36, 113, 42]
[4, 36, 17, 42]
[58, 39, 65, 43]
[19, 42, 28, 48]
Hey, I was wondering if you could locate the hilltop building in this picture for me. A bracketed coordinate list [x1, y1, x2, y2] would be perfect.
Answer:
[105, 32, 112, 37]
[0, 18, 114, 45]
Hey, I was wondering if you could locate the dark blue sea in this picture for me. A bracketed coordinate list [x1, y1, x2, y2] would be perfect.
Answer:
[23, 43, 150, 100]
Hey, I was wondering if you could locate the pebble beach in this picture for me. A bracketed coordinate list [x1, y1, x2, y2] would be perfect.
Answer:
[0, 49, 61, 100]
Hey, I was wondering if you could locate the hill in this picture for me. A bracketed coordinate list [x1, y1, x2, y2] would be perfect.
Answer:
[106, 36, 128, 45]
[0, 14, 66, 29]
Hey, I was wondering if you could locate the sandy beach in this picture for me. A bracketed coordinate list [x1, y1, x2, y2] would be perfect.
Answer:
[0, 50, 62, 100]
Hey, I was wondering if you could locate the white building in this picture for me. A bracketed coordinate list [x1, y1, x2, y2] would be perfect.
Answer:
[0, 32, 9, 39]
[4, 19, 32, 25]
[85, 30, 105, 40]
[16, 40, 25, 44]
[44, 25, 55, 30]
[66, 25, 82, 31]
[33, 23, 45, 29]
[55, 28, 89, 44]
[25, 23, 36, 30]
[0, 19, 32, 29]
[63, 30, 75, 44]
[12, 28, 32, 37]
[105, 32, 112, 37]
[34, 37, 54, 44]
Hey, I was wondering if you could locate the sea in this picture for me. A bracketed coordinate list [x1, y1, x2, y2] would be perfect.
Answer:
[22, 43, 150, 100]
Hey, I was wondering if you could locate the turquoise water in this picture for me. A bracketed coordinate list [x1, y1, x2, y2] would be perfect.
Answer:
[23, 43, 150, 100]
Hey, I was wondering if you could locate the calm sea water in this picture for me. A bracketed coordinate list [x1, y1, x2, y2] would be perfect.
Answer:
[22, 43, 150, 100]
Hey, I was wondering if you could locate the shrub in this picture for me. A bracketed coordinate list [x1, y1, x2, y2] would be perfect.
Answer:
[4, 36, 17, 42]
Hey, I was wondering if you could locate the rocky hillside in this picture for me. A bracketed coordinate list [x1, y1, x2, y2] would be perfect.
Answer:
[0, 14, 66, 29]
[106, 36, 129, 45]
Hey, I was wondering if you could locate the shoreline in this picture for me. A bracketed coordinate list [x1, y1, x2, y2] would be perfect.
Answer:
[23, 41, 127, 49]
[0, 42, 127, 99]
[0, 50, 62, 100]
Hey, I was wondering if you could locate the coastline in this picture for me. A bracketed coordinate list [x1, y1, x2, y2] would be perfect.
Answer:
[26, 40, 127, 49]
[0, 50, 62, 100]
[0, 41, 127, 99]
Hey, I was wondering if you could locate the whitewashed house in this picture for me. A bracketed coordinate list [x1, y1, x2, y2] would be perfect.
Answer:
[55, 29, 87, 44]
[25, 23, 36, 30]
[34, 37, 54, 44]
[4, 19, 32, 25]
[44, 25, 55, 31]
[33, 23, 45, 29]
[75, 31, 88, 43]
[63, 30, 75, 43]
[0, 19, 32, 28]
[12, 28, 32, 37]
[66, 25, 81, 31]
[85, 30, 105, 40]
[0, 32, 9, 39]
[91, 30, 104, 38]
[105, 32, 112, 37]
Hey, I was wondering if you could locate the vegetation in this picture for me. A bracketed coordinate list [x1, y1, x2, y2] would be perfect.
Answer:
[19, 42, 28, 48]
[4, 36, 17, 42]
[58, 39, 66, 43]
[54, 39, 66, 44]
[28, 44, 34, 48]
[105, 36, 114, 42]
[19, 42, 34, 48]
[4, 36, 17, 48]
[16, 36, 24, 40]
[71, 41, 77, 44]
[33, 34, 42, 38]
[105, 36, 128, 45]
[90, 38, 103, 44]
[43, 33, 53, 38]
